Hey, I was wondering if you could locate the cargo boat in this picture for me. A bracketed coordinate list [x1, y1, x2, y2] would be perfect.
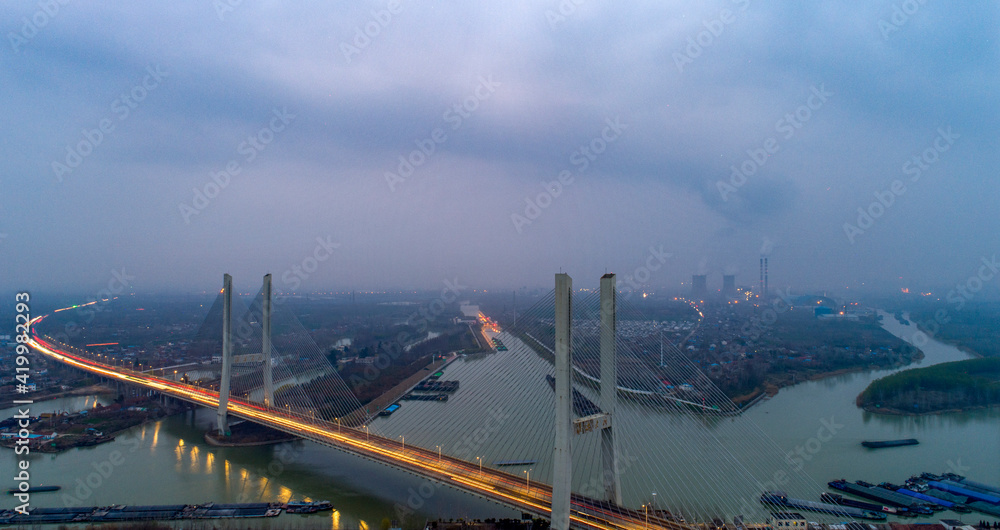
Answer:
[878, 483, 957, 512]
[941, 474, 1000, 497]
[414, 380, 459, 392]
[379, 403, 400, 416]
[927, 480, 1000, 504]
[861, 439, 918, 449]
[401, 392, 448, 401]
[0, 502, 280, 525]
[761, 491, 887, 520]
[828, 480, 933, 514]
[820, 492, 901, 515]
[965, 501, 1000, 518]
[284, 500, 333, 514]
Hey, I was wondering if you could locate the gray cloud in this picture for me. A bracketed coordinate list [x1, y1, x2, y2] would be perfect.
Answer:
[2, 1, 998, 294]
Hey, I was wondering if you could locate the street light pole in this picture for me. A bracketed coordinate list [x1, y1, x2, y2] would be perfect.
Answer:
[477, 456, 482, 475]
[436, 445, 441, 462]
[399, 435, 404, 452]
[364, 425, 369, 442]
[524, 469, 530, 492]
[643, 504, 648, 530]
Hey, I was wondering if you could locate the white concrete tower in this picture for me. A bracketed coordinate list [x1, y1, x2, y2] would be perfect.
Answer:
[263, 273, 274, 407]
[552, 273, 573, 530]
[217, 273, 233, 436]
[599, 273, 623, 505]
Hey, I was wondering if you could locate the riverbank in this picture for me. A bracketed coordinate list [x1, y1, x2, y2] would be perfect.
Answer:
[859, 402, 1000, 416]
[0, 396, 176, 453]
[917, 328, 985, 359]
[352, 352, 456, 423]
[857, 357, 1000, 415]
[1, 383, 114, 410]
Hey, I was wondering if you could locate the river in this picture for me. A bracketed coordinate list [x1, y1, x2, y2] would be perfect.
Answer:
[3, 311, 997, 527]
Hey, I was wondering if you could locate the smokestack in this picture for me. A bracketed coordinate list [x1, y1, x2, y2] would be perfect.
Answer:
[764, 257, 769, 299]
[760, 258, 764, 297]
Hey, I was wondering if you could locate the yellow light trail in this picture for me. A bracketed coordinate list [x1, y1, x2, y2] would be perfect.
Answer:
[27, 314, 687, 530]
[52, 299, 109, 312]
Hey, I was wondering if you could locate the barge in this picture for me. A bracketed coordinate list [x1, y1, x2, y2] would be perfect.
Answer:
[860, 439, 918, 449]
[761, 491, 887, 520]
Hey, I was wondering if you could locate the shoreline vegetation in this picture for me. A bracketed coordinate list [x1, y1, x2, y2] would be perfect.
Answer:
[857, 357, 1000, 415]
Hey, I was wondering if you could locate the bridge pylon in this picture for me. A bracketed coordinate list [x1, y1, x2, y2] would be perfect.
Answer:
[263, 273, 274, 407]
[553, 273, 624, 528]
[599, 273, 622, 506]
[216, 273, 233, 436]
[552, 273, 573, 530]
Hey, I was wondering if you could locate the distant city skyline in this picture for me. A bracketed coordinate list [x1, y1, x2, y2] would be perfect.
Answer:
[3, 3, 998, 295]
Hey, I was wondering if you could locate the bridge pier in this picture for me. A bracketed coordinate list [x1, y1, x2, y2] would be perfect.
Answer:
[263, 273, 274, 408]
[599, 274, 623, 506]
[217, 273, 233, 436]
[552, 273, 572, 530]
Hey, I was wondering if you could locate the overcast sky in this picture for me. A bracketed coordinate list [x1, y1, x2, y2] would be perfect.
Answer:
[3, 2, 998, 295]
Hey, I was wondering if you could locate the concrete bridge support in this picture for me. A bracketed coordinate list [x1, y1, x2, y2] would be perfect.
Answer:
[216, 273, 233, 436]
[599, 274, 623, 506]
[263, 273, 274, 407]
[552, 273, 572, 530]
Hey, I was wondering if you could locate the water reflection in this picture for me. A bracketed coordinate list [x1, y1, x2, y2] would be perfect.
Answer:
[190, 445, 200, 472]
[277, 485, 293, 503]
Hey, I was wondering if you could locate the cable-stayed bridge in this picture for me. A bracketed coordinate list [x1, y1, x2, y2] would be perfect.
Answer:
[27, 273, 837, 529]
